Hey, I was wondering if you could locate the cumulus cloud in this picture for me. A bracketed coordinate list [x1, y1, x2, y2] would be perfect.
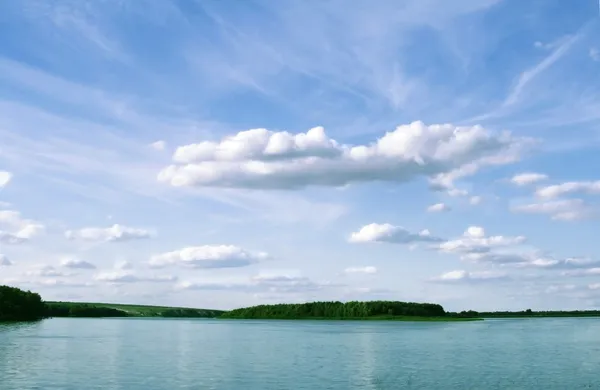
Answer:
[349, 223, 443, 244]
[33, 279, 94, 288]
[427, 203, 451, 212]
[158, 121, 529, 190]
[0, 171, 12, 187]
[463, 251, 600, 270]
[428, 132, 529, 195]
[536, 181, 600, 199]
[460, 252, 533, 265]
[344, 266, 378, 274]
[430, 270, 509, 283]
[526, 256, 600, 270]
[511, 199, 595, 221]
[177, 272, 331, 294]
[25, 265, 72, 277]
[469, 196, 482, 205]
[0, 231, 26, 244]
[0, 254, 13, 266]
[60, 258, 97, 269]
[150, 140, 166, 151]
[94, 271, 178, 284]
[149, 245, 269, 269]
[114, 260, 133, 270]
[437, 226, 526, 255]
[65, 224, 153, 242]
[510, 172, 548, 186]
[0, 210, 45, 244]
[562, 268, 600, 277]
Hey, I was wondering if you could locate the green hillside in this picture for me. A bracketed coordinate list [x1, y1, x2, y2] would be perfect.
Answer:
[45, 301, 224, 318]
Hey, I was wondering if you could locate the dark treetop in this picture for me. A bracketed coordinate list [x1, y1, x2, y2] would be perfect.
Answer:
[0, 285, 46, 321]
[220, 300, 448, 319]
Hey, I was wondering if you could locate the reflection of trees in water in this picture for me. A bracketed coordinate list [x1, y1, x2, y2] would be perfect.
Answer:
[0, 320, 42, 333]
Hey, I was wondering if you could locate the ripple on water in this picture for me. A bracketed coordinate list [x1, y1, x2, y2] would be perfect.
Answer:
[1, 317, 600, 389]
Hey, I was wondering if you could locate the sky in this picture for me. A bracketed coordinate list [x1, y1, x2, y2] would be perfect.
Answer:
[1, 0, 600, 312]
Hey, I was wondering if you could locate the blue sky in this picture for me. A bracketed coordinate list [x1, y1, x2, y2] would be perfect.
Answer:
[1, 0, 600, 311]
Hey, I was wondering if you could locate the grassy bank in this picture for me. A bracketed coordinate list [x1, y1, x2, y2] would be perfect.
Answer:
[46, 301, 224, 318]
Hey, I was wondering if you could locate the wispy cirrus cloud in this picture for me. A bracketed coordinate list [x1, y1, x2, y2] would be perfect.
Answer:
[1, 0, 599, 311]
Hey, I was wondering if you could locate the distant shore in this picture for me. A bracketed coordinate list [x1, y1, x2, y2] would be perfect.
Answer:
[4, 285, 600, 322]
[44, 301, 224, 319]
[218, 315, 483, 322]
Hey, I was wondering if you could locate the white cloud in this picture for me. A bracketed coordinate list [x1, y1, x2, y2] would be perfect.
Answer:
[349, 223, 443, 244]
[0, 171, 12, 188]
[0, 231, 27, 245]
[0, 210, 45, 243]
[65, 224, 153, 242]
[563, 268, 600, 277]
[177, 272, 331, 294]
[159, 121, 528, 190]
[536, 181, 600, 199]
[590, 48, 600, 62]
[511, 198, 595, 221]
[510, 172, 548, 186]
[172, 126, 340, 163]
[526, 256, 600, 270]
[36, 279, 94, 288]
[114, 260, 133, 270]
[460, 252, 532, 265]
[60, 258, 97, 269]
[427, 203, 451, 212]
[469, 196, 482, 205]
[25, 265, 72, 277]
[94, 271, 178, 284]
[437, 226, 526, 255]
[150, 140, 167, 151]
[149, 245, 269, 269]
[430, 270, 508, 283]
[0, 254, 13, 266]
[463, 251, 600, 270]
[344, 266, 377, 274]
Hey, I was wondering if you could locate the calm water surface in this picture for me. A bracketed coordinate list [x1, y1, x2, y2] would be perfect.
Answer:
[1, 317, 600, 389]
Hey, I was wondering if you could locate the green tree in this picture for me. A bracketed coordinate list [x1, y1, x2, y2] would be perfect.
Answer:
[220, 300, 447, 319]
[0, 285, 46, 321]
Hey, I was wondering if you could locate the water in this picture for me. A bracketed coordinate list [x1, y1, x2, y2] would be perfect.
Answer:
[1, 318, 600, 389]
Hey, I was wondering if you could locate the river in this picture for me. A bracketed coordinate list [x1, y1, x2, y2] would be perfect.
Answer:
[1, 317, 600, 389]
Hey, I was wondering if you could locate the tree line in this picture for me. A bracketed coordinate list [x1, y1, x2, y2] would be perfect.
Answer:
[1, 285, 222, 321]
[0, 285, 46, 321]
[220, 300, 448, 319]
[45, 303, 129, 318]
[479, 309, 600, 318]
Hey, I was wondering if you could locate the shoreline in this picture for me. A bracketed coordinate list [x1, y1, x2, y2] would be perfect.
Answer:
[217, 316, 483, 322]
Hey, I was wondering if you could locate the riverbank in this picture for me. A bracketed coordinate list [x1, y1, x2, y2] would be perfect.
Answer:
[45, 301, 224, 318]
[218, 315, 483, 322]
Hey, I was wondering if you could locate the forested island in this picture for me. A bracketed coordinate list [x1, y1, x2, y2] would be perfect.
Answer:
[220, 301, 481, 321]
